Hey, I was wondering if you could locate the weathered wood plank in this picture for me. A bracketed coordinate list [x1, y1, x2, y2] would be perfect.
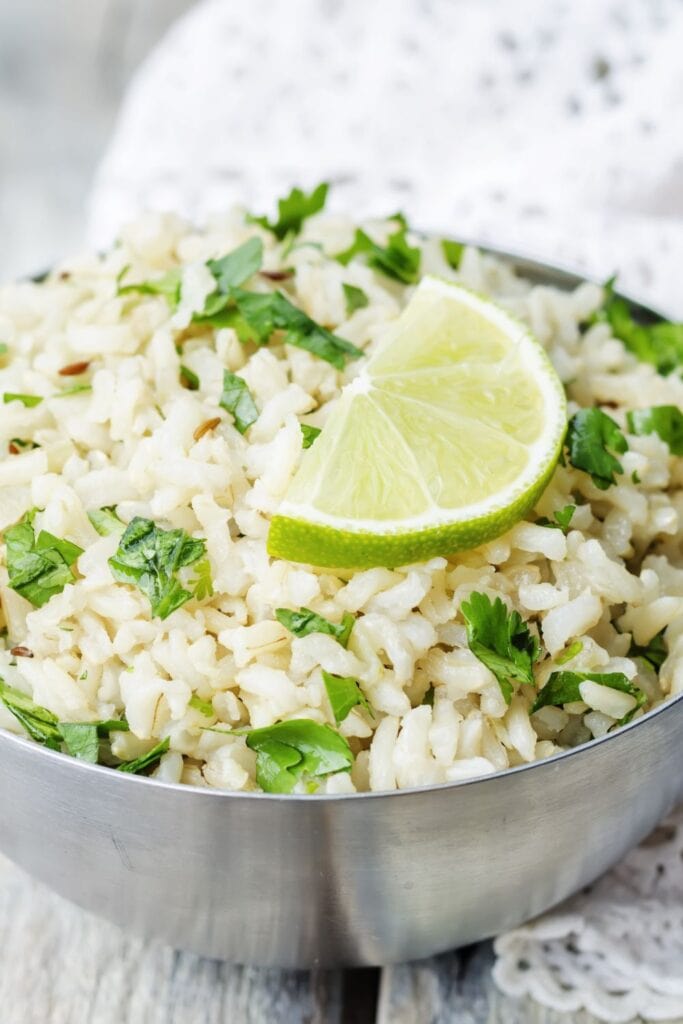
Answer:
[0, 855, 342, 1024]
[377, 943, 683, 1024]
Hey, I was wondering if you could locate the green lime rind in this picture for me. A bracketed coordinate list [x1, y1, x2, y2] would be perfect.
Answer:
[267, 440, 563, 569]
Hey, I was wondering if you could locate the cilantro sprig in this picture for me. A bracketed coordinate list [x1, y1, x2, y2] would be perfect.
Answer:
[4, 511, 83, 608]
[300, 423, 321, 448]
[628, 630, 667, 670]
[627, 406, 683, 456]
[461, 592, 540, 703]
[565, 408, 628, 489]
[336, 219, 421, 284]
[87, 506, 124, 537]
[248, 183, 329, 240]
[109, 517, 206, 620]
[536, 504, 576, 533]
[322, 671, 372, 723]
[219, 370, 258, 434]
[276, 607, 355, 648]
[531, 670, 646, 722]
[592, 278, 683, 376]
[237, 719, 353, 793]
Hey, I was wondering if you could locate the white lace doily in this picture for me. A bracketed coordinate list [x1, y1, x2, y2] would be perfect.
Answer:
[86, 1, 683, 1018]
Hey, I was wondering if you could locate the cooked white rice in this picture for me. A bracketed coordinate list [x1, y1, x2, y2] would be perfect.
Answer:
[0, 206, 681, 793]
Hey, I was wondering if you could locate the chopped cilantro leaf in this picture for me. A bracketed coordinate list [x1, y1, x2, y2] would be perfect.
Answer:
[87, 506, 124, 537]
[55, 383, 92, 398]
[219, 370, 258, 434]
[189, 557, 214, 601]
[275, 607, 355, 648]
[555, 639, 583, 665]
[189, 694, 214, 717]
[249, 183, 329, 240]
[336, 225, 421, 284]
[628, 630, 667, 670]
[109, 517, 205, 620]
[565, 408, 628, 489]
[592, 278, 683, 376]
[537, 504, 576, 533]
[532, 670, 646, 721]
[3, 393, 43, 408]
[0, 680, 61, 749]
[118, 267, 182, 307]
[627, 406, 683, 456]
[300, 423, 321, 448]
[322, 670, 372, 723]
[58, 722, 100, 763]
[342, 282, 369, 316]
[117, 736, 170, 774]
[240, 718, 353, 793]
[461, 592, 539, 704]
[206, 237, 264, 291]
[442, 239, 465, 269]
[4, 512, 83, 608]
[180, 365, 200, 391]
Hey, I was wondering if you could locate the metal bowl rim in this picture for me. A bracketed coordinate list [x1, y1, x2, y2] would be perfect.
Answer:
[1, 242, 679, 802]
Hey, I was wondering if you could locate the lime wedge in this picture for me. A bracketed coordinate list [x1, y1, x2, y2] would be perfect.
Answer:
[268, 277, 566, 568]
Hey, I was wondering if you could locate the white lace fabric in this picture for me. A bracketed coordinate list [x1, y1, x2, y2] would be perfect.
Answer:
[87, 0, 683, 1018]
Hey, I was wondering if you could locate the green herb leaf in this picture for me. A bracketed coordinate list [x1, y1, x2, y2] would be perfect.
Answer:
[58, 722, 99, 763]
[206, 237, 264, 291]
[241, 718, 353, 793]
[4, 512, 83, 608]
[322, 670, 372, 723]
[87, 506, 124, 537]
[532, 670, 646, 720]
[179, 365, 200, 391]
[3, 393, 43, 408]
[189, 694, 214, 717]
[537, 504, 576, 533]
[565, 408, 628, 489]
[8, 438, 39, 453]
[0, 680, 61, 749]
[592, 278, 683, 376]
[117, 736, 170, 774]
[219, 370, 258, 434]
[189, 557, 214, 601]
[118, 268, 183, 307]
[275, 607, 355, 648]
[442, 239, 464, 269]
[109, 517, 206, 620]
[300, 423, 322, 448]
[461, 592, 539, 704]
[342, 283, 369, 316]
[55, 384, 92, 398]
[336, 225, 421, 284]
[628, 630, 667, 670]
[555, 639, 583, 665]
[627, 405, 683, 456]
[249, 183, 329, 240]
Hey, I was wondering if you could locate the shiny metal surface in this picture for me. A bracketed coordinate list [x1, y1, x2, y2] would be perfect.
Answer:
[0, 251, 681, 967]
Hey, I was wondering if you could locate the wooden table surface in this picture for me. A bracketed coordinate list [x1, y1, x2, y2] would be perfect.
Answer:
[4, 853, 669, 1024]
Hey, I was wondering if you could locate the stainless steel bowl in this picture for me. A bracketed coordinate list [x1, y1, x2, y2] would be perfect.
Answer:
[1, 250, 681, 968]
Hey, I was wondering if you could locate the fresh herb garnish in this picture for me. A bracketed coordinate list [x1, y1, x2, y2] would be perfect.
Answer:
[118, 267, 182, 306]
[565, 408, 628, 489]
[180, 365, 200, 391]
[627, 406, 683, 456]
[87, 506, 124, 537]
[300, 423, 322, 448]
[249, 183, 329, 240]
[536, 504, 576, 533]
[342, 283, 369, 316]
[58, 722, 101, 763]
[442, 239, 464, 270]
[55, 383, 92, 398]
[189, 557, 214, 601]
[322, 670, 372, 723]
[555, 639, 583, 665]
[531, 670, 646, 720]
[628, 630, 667, 670]
[275, 607, 355, 648]
[117, 736, 170, 774]
[108, 517, 206, 620]
[461, 592, 539, 704]
[592, 278, 683, 376]
[219, 370, 258, 434]
[336, 223, 421, 284]
[238, 718, 353, 793]
[8, 438, 39, 454]
[206, 237, 264, 292]
[4, 511, 83, 608]
[3, 393, 43, 408]
[189, 694, 214, 717]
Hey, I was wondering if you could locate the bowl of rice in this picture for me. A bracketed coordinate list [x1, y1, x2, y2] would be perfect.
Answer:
[0, 187, 681, 966]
